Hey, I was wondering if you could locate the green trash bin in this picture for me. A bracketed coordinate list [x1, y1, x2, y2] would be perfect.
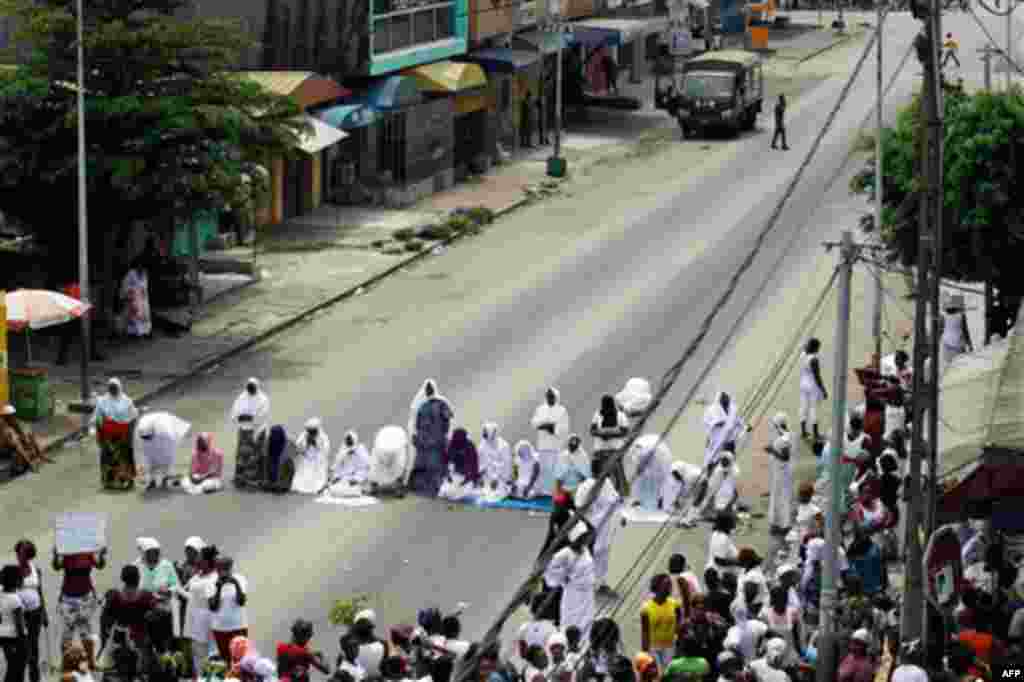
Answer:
[11, 368, 53, 421]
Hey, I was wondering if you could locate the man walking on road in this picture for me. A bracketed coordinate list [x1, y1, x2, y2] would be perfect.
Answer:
[943, 33, 961, 68]
[771, 94, 789, 150]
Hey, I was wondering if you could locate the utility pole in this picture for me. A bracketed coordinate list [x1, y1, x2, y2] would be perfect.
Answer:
[1007, 1, 1014, 90]
[872, 1, 885, 365]
[76, 0, 92, 420]
[546, 1, 568, 178]
[902, 0, 942, 645]
[816, 230, 855, 682]
[980, 45, 994, 89]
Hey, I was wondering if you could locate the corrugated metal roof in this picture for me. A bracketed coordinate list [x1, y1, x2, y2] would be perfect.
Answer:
[237, 71, 316, 96]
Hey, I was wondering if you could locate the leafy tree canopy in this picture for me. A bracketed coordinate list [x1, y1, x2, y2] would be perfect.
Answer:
[850, 86, 1024, 289]
[0, 0, 310, 273]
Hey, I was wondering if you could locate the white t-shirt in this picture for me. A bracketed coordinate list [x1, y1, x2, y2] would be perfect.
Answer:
[0, 592, 24, 638]
[206, 574, 248, 631]
[184, 572, 218, 642]
[724, 619, 768, 660]
[707, 531, 740, 577]
[520, 619, 558, 650]
[890, 665, 929, 682]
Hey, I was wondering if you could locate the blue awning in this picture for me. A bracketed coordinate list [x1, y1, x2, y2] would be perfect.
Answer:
[513, 31, 577, 54]
[571, 18, 668, 48]
[570, 24, 621, 48]
[359, 75, 423, 110]
[316, 103, 378, 130]
[458, 48, 541, 74]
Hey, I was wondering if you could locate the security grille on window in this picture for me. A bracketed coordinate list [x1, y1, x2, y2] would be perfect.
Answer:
[372, 2, 455, 55]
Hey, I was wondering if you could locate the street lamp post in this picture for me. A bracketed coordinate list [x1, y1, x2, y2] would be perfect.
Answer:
[546, 2, 569, 178]
[76, 0, 91, 418]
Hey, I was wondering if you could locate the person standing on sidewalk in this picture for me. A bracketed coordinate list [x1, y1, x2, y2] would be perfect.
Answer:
[941, 295, 973, 372]
[0, 565, 28, 682]
[14, 540, 47, 682]
[520, 93, 534, 149]
[942, 32, 961, 69]
[536, 85, 549, 146]
[798, 338, 828, 441]
[771, 94, 789, 150]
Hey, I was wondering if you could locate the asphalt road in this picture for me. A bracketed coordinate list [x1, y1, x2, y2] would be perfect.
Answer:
[3, 9, 998, 665]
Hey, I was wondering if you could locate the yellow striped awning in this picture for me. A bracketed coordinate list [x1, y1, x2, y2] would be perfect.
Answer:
[405, 60, 487, 94]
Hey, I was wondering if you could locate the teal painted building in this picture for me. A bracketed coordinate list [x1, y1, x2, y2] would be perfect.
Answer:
[368, 0, 469, 75]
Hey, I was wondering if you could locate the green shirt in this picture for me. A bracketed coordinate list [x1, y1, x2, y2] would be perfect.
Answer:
[663, 657, 710, 682]
[135, 559, 179, 594]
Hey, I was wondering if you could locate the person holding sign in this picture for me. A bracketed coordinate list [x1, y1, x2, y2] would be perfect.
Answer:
[53, 546, 107, 671]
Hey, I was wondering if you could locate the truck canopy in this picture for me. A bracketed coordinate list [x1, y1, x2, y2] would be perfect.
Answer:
[683, 49, 761, 73]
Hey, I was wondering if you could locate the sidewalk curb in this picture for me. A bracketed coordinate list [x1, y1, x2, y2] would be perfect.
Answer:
[795, 30, 858, 64]
[41, 194, 534, 455]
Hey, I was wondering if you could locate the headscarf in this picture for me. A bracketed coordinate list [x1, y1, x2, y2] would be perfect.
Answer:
[230, 378, 270, 431]
[482, 422, 499, 444]
[771, 413, 789, 436]
[546, 631, 568, 657]
[408, 379, 451, 435]
[443, 428, 480, 482]
[547, 387, 562, 405]
[192, 433, 224, 478]
[703, 391, 734, 430]
[95, 377, 138, 423]
[616, 378, 653, 416]
[515, 440, 538, 465]
[136, 537, 160, 552]
[230, 636, 253, 676]
[298, 419, 329, 452]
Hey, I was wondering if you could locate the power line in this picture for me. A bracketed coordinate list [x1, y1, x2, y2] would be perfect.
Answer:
[455, 20, 905, 682]
[966, 1, 1024, 74]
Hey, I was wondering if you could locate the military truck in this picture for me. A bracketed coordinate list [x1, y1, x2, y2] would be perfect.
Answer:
[660, 49, 764, 138]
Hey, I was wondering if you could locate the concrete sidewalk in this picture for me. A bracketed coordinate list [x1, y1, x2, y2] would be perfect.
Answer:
[5, 26, 862, 463]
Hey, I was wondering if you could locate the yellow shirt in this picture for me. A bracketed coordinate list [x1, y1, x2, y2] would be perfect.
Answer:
[944, 39, 959, 50]
[641, 597, 680, 650]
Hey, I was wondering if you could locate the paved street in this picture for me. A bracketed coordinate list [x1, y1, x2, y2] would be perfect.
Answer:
[0, 9, 1012, 662]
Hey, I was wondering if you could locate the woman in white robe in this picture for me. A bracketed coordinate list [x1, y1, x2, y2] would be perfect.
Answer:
[325, 431, 371, 497]
[368, 425, 410, 493]
[765, 413, 794, 533]
[478, 422, 513, 501]
[229, 378, 270, 437]
[553, 434, 591, 498]
[531, 387, 571, 496]
[292, 418, 331, 494]
[685, 451, 740, 524]
[134, 411, 191, 489]
[512, 441, 542, 499]
[574, 476, 623, 592]
[543, 522, 597, 640]
[626, 435, 671, 511]
[702, 391, 748, 469]
[661, 460, 702, 513]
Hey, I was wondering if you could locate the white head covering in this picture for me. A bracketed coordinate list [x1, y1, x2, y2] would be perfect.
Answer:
[764, 637, 787, 665]
[568, 521, 589, 542]
[137, 537, 160, 552]
[717, 651, 738, 665]
[546, 387, 561, 404]
[774, 563, 798, 580]
[354, 609, 376, 625]
[344, 430, 359, 448]
[108, 377, 123, 392]
[771, 412, 789, 435]
[482, 422, 498, 442]
[616, 378, 653, 415]
[515, 440, 537, 461]
[184, 536, 205, 551]
[246, 377, 260, 389]
[305, 418, 322, 430]
[704, 391, 733, 429]
[546, 631, 568, 653]
[719, 453, 734, 468]
[409, 379, 450, 435]
[240, 656, 277, 680]
[851, 629, 871, 644]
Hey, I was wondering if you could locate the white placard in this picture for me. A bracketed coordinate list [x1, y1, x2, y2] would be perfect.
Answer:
[670, 29, 693, 55]
[55, 512, 108, 554]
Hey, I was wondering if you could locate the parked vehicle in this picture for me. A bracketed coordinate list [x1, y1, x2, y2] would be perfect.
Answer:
[657, 49, 764, 137]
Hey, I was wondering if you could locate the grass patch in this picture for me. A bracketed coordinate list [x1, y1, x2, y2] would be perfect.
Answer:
[417, 223, 455, 241]
[404, 240, 424, 252]
[392, 227, 417, 241]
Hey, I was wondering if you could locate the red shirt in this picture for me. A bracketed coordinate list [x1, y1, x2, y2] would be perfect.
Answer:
[107, 590, 157, 643]
[60, 554, 98, 598]
[277, 642, 316, 681]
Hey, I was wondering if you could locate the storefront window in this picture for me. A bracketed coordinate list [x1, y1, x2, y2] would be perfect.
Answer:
[372, 1, 455, 55]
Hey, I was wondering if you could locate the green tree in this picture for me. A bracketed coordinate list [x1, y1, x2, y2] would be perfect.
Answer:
[851, 85, 1024, 333]
[0, 0, 308, 311]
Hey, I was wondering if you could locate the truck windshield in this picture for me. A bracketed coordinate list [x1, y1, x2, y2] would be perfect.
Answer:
[682, 72, 735, 99]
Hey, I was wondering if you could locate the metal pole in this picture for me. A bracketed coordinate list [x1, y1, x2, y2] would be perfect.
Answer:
[816, 230, 854, 682]
[554, 22, 563, 161]
[983, 48, 992, 89]
[1006, 1, 1013, 90]
[76, 0, 91, 417]
[872, 2, 885, 364]
[901, 19, 936, 648]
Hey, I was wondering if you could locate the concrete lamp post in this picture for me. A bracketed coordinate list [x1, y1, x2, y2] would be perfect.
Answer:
[546, 0, 570, 178]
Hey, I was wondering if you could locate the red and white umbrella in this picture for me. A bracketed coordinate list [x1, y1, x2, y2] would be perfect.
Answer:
[5, 289, 92, 364]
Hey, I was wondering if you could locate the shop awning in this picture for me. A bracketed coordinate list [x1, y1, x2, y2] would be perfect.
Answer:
[404, 60, 488, 93]
[293, 114, 348, 155]
[514, 30, 577, 55]
[316, 103, 378, 130]
[571, 17, 668, 47]
[236, 71, 351, 109]
[361, 75, 423, 110]
[459, 48, 541, 74]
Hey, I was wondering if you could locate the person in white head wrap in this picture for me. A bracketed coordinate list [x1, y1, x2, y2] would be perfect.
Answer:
[477, 423, 513, 501]
[545, 630, 575, 682]
[134, 411, 191, 490]
[230, 378, 270, 437]
[615, 378, 653, 424]
[660, 460, 702, 513]
[133, 537, 182, 634]
[324, 431, 371, 498]
[625, 435, 671, 511]
[748, 636, 790, 682]
[512, 441, 542, 499]
[684, 449, 740, 525]
[531, 387, 571, 495]
[543, 522, 597, 641]
[292, 418, 330, 494]
[367, 425, 411, 495]
[764, 413, 794, 534]
[554, 434, 591, 498]
[93, 377, 140, 489]
[574, 476, 623, 593]
[702, 391, 749, 470]
[723, 604, 768, 662]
